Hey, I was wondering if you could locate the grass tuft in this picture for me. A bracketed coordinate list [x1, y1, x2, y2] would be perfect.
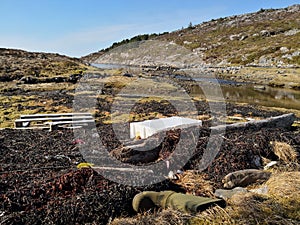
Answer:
[270, 141, 298, 163]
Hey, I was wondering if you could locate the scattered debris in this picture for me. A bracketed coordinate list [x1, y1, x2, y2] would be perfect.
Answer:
[264, 161, 278, 170]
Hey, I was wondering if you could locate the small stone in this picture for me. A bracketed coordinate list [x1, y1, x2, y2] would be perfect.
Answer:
[280, 47, 289, 53]
[260, 30, 270, 37]
[239, 35, 248, 41]
[214, 187, 248, 200]
[254, 85, 266, 91]
[249, 185, 268, 195]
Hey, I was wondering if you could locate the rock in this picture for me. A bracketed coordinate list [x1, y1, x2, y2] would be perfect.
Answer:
[282, 53, 293, 60]
[249, 185, 268, 195]
[280, 47, 289, 53]
[287, 4, 300, 12]
[123, 72, 133, 77]
[69, 74, 82, 83]
[258, 56, 274, 66]
[222, 169, 272, 189]
[260, 30, 270, 37]
[229, 34, 241, 41]
[284, 28, 300, 36]
[292, 51, 300, 57]
[252, 155, 262, 167]
[19, 76, 38, 84]
[240, 35, 248, 41]
[254, 85, 266, 91]
[214, 187, 248, 200]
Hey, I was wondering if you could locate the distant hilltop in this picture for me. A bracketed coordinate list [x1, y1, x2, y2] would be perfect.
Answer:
[0, 48, 90, 82]
[82, 4, 300, 68]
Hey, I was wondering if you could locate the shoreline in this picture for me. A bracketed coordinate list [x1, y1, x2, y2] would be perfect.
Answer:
[91, 63, 300, 90]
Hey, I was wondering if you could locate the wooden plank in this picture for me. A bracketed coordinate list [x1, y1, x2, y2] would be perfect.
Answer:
[49, 120, 95, 131]
[15, 114, 94, 128]
[20, 112, 92, 119]
[46, 120, 95, 126]
[15, 116, 93, 123]
[13, 126, 50, 130]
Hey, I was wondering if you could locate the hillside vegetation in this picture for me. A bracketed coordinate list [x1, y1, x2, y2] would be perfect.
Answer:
[0, 48, 92, 82]
[83, 5, 300, 68]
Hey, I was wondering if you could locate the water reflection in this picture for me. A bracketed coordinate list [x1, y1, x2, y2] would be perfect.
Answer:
[191, 83, 300, 110]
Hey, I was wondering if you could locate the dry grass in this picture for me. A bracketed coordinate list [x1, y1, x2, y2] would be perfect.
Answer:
[270, 141, 299, 163]
[111, 170, 300, 225]
[174, 170, 215, 198]
[265, 172, 300, 220]
[110, 209, 192, 225]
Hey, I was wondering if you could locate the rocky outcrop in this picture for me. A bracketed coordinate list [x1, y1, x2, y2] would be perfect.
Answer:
[93, 40, 206, 68]
[85, 4, 300, 68]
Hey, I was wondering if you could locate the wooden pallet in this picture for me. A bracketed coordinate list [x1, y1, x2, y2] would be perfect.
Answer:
[14, 113, 94, 130]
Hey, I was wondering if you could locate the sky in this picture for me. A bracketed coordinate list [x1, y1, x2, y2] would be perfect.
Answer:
[0, 0, 299, 57]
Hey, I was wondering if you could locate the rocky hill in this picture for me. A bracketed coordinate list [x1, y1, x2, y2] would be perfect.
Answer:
[83, 4, 300, 68]
[0, 48, 92, 83]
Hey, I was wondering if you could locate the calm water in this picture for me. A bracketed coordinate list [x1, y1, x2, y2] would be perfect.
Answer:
[218, 85, 299, 110]
[92, 63, 300, 112]
[91, 63, 128, 69]
[189, 83, 300, 111]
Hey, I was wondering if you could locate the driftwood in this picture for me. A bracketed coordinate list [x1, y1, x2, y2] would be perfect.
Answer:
[222, 169, 272, 189]
[111, 114, 296, 164]
[211, 113, 296, 134]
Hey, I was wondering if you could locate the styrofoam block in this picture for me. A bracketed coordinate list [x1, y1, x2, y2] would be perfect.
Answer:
[130, 116, 202, 139]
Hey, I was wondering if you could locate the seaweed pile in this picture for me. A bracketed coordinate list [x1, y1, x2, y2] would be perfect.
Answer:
[0, 129, 184, 224]
[0, 106, 299, 224]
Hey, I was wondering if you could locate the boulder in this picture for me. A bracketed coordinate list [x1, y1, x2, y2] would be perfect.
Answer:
[214, 187, 248, 200]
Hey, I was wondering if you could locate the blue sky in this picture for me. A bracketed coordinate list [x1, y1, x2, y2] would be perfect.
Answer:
[0, 0, 299, 57]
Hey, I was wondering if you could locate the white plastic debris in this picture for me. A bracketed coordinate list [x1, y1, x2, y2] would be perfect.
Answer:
[264, 161, 278, 170]
[130, 116, 202, 139]
[167, 171, 178, 180]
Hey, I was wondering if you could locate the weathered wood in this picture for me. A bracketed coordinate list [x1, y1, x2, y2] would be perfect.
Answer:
[20, 112, 92, 119]
[15, 115, 94, 128]
[15, 113, 93, 129]
[211, 113, 296, 134]
[46, 120, 95, 131]
[15, 116, 93, 123]
[222, 169, 272, 189]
